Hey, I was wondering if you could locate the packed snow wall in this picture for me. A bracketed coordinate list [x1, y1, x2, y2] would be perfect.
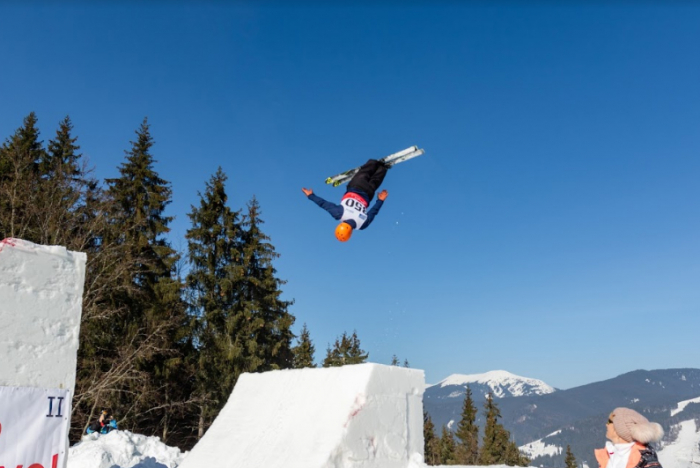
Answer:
[0, 238, 86, 390]
[178, 363, 425, 468]
[0, 238, 86, 468]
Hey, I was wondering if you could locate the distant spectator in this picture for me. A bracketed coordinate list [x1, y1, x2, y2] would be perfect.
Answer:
[86, 409, 118, 435]
[595, 407, 663, 468]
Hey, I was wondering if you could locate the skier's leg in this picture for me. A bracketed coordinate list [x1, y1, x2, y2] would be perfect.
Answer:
[348, 160, 381, 200]
[367, 163, 388, 194]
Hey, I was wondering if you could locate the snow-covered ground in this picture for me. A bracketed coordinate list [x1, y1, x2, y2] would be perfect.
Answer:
[67, 432, 516, 468]
[519, 430, 562, 458]
[670, 395, 700, 417]
[658, 419, 700, 468]
[69, 431, 185, 468]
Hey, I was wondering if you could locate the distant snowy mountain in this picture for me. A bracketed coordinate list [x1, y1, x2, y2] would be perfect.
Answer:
[431, 370, 556, 398]
[424, 370, 556, 433]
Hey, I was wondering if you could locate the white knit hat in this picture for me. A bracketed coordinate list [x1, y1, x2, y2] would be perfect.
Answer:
[610, 407, 664, 444]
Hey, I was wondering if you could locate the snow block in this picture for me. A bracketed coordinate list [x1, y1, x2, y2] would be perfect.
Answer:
[0, 238, 86, 391]
[179, 363, 425, 468]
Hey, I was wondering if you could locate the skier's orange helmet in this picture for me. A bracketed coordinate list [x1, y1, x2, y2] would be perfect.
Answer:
[335, 222, 353, 242]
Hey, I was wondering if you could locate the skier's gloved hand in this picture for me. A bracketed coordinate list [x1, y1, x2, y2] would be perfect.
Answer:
[377, 190, 388, 201]
[302, 188, 313, 196]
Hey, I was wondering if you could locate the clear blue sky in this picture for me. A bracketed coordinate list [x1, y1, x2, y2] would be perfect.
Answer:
[2, 2, 698, 389]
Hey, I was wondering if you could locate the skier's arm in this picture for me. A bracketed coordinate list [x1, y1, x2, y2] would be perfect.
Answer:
[305, 191, 343, 220]
[360, 199, 384, 230]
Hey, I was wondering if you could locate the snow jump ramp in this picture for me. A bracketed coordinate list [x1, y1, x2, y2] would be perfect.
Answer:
[0, 238, 86, 390]
[179, 363, 425, 468]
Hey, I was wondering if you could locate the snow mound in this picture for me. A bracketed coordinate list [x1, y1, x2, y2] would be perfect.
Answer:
[435, 370, 555, 397]
[68, 431, 185, 468]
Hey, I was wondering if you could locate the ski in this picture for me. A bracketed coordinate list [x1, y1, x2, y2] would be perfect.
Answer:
[324, 146, 418, 187]
[324, 146, 425, 187]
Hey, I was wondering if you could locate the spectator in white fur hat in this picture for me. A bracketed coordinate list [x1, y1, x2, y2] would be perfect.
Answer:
[594, 407, 664, 468]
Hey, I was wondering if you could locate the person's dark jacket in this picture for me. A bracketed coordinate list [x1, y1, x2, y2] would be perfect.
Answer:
[307, 189, 384, 230]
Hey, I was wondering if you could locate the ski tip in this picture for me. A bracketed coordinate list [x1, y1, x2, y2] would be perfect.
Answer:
[325, 177, 333, 184]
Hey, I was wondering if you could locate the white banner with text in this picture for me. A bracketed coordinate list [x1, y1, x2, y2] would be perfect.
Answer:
[0, 386, 70, 468]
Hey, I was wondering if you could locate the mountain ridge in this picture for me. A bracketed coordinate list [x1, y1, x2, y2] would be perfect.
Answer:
[430, 369, 557, 397]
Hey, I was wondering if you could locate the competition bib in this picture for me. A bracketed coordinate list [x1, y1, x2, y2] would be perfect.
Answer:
[340, 193, 369, 229]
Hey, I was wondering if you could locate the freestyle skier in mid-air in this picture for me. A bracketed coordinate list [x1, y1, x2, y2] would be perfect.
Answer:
[302, 159, 389, 242]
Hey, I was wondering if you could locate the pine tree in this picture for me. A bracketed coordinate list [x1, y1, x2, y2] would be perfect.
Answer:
[186, 167, 249, 437]
[454, 386, 479, 465]
[187, 190, 295, 436]
[323, 336, 343, 367]
[102, 118, 188, 441]
[106, 118, 178, 286]
[347, 330, 368, 364]
[565, 445, 577, 468]
[391, 355, 400, 366]
[1, 112, 44, 177]
[322, 331, 368, 367]
[292, 323, 316, 368]
[439, 425, 457, 465]
[240, 196, 295, 371]
[479, 392, 508, 465]
[0, 112, 47, 240]
[403, 359, 410, 368]
[322, 334, 348, 367]
[0, 114, 103, 252]
[43, 116, 82, 180]
[323, 344, 335, 367]
[423, 411, 441, 466]
[479, 392, 530, 466]
[504, 437, 530, 467]
[0, 114, 96, 245]
[36, 116, 95, 246]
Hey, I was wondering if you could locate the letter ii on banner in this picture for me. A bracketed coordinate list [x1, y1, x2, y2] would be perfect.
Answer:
[0, 387, 70, 468]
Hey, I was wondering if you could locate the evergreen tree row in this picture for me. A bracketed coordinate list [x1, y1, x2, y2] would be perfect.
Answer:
[424, 388, 532, 466]
[0, 113, 371, 449]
